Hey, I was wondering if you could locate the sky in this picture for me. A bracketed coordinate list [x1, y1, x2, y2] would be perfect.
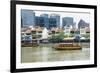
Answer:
[34, 10, 90, 22]
[20, 5, 90, 28]
[33, 10, 90, 28]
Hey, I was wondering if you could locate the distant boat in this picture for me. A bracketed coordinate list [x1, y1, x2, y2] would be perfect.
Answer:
[21, 42, 39, 47]
[53, 43, 82, 50]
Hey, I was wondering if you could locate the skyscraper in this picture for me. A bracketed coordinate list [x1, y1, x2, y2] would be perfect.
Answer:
[78, 19, 89, 29]
[50, 14, 60, 28]
[35, 16, 44, 27]
[40, 14, 49, 29]
[21, 9, 35, 27]
[62, 17, 74, 28]
[49, 17, 57, 29]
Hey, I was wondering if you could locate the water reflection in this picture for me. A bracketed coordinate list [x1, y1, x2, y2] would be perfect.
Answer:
[21, 43, 90, 63]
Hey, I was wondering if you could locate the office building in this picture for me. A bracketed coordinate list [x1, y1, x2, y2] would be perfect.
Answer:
[78, 19, 89, 29]
[35, 16, 45, 27]
[21, 9, 35, 27]
[40, 14, 49, 29]
[62, 17, 74, 28]
[50, 14, 60, 28]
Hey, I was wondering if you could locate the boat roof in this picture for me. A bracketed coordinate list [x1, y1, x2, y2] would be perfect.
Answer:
[59, 43, 73, 44]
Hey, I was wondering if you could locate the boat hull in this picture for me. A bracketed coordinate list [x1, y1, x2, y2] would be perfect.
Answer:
[54, 46, 82, 50]
[21, 43, 39, 47]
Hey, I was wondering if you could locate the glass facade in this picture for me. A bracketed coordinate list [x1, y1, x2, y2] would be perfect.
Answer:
[40, 14, 49, 29]
[78, 19, 89, 29]
[49, 18, 57, 29]
[62, 17, 74, 28]
[35, 16, 45, 27]
[21, 9, 35, 27]
[50, 14, 60, 28]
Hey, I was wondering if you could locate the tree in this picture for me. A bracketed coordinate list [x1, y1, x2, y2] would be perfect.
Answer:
[83, 33, 90, 39]
[48, 31, 64, 43]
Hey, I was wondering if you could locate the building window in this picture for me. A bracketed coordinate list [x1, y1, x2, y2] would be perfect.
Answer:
[52, 31, 55, 34]
[38, 31, 42, 33]
[32, 31, 36, 34]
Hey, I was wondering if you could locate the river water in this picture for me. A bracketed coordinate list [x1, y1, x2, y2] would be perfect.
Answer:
[21, 43, 90, 63]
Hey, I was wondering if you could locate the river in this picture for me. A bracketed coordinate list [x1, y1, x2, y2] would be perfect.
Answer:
[21, 43, 90, 63]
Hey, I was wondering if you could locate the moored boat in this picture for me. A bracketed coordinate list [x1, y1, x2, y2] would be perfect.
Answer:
[53, 43, 82, 50]
[21, 42, 39, 47]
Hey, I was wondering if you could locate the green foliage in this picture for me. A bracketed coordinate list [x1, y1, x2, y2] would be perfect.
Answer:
[64, 35, 68, 38]
[48, 31, 64, 43]
[69, 33, 74, 37]
[83, 33, 90, 39]
[33, 35, 42, 39]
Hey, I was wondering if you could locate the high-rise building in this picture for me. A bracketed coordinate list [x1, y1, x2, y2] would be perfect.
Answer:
[40, 14, 49, 29]
[40, 14, 48, 18]
[62, 17, 74, 28]
[35, 16, 44, 27]
[21, 9, 35, 27]
[50, 14, 60, 28]
[78, 19, 89, 29]
[49, 17, 57, 29]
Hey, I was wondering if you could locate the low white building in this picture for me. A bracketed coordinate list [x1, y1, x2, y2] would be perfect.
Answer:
[31, 27, 43, 39]
[64, 25, 73, 37]
[42, 27, 49, 39]
[80, 28, 86, 36]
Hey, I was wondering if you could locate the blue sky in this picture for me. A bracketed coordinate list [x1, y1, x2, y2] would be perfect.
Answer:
[34, 10, 90, 28]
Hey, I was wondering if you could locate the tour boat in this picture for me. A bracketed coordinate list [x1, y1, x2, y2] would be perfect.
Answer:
[53, 43, 82, 50]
